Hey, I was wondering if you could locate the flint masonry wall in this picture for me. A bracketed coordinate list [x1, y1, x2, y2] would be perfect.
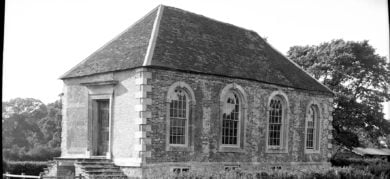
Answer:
[143, 68, 333, 171]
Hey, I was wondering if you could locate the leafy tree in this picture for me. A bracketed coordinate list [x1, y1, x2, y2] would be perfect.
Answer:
[287, 39, 390, 148]
[2, 98, 62, 161]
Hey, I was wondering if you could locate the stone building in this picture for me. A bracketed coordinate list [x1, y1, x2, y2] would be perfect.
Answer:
[55, 5, 334, 178]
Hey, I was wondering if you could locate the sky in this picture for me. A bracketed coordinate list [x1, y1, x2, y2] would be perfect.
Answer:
[3, 0, 389, 118]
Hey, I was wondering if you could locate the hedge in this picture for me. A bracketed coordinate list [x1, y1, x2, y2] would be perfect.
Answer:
[331, 156, 390, 177]
[3, 160, 48, 176]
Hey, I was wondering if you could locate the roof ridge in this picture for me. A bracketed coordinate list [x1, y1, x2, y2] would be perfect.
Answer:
[59, 5, 161, 79]
[143, 5, 164, 66]
[162, 5, 259, 36]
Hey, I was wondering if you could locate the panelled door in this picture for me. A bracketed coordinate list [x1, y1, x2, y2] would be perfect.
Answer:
[95, 99, 110, 156]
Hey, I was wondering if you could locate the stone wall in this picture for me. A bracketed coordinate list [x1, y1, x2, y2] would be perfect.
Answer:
[143, 68, 333, 170]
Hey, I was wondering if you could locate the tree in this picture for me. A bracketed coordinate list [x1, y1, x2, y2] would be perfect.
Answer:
[287, 39, 390, 148]
[2, 98, 62, 161]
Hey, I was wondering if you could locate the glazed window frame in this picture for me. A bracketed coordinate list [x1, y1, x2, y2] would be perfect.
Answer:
[165, 82, 196, 151]
[268, 97, 283, 147]
[168, 89, 189, 146]
[265, 91, 289, 153]
[221, 91, 241, 147]
[219, 83, 247, 152]
[304, 102, 322, 154]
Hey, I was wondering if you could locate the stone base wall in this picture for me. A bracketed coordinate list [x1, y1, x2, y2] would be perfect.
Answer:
[120, 167, 143, 178]
[121, 162, 330, 178]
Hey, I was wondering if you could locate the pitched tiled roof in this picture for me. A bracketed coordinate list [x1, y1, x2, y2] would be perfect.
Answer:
[61, 5, 333, 95]
[60, 6, 158, 78]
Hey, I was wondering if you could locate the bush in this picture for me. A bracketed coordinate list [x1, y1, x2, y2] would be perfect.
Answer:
[331, 154, 390, 177]
[3, 146, 61, 161]
[366, 162, 390, 177]
[4, 161, 48, 175]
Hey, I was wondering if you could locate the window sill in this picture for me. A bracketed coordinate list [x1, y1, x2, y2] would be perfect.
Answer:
[218, 146, 244, 153]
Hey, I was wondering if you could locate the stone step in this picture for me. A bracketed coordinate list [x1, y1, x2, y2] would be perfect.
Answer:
[85, 168, 122, 172]
[80, 165, 120, 169]
[86, 171, 126, 176]
[76, 159, 111, 163]
[75, 159, 127, 178]
[88, 175, 128, 179]
[76, 161, 114, 165]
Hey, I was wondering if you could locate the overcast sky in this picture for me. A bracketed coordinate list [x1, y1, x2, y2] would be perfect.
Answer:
[3, 0, 389, 118]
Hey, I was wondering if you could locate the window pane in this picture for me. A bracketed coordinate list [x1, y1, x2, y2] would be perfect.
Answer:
[222, 92, 240, 145]
[169, 89, 187, 144]
[306, 106, 316, 149]
[269, 98, 283, 146]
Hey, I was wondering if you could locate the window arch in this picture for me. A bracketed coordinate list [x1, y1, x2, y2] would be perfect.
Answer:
[219, 83, 247, 150]
[266, 90, 289, 153]
[305, 102, 321, 153]
[221, 91, 240, 145]
[166, 82, 195, 148]
[169, 88, 188, 145]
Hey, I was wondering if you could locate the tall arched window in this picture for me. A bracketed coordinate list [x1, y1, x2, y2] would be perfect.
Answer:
[222, 91, 240, 145]
[305, 103, 321, 153]
[268, 96, 283, 146]
[169, 88, 188, 145]
[306, 106, 316, 149]
[219, 83, 247, 150]
[266, 91, 289, 153]
[166, 81, 196, 149]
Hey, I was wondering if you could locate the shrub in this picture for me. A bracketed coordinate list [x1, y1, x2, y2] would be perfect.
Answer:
[331, 154, 390, 177]
[366, 162, 390, 177]
[4, 161, 48, 175]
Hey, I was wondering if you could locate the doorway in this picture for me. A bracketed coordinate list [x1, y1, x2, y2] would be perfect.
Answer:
[92, 99, 110, 156]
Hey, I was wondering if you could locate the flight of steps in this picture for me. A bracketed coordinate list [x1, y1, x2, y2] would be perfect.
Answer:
[75, 158, 128, 179]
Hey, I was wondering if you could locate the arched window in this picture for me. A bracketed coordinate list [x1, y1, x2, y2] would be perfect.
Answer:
[305, 103, 321, 152]
[306, 106, 316, 149]
[268, 96, 283, 146]
[166, 82, 195, 149]
[219, 83, 247, 150]
[222, 91, 240, 145]
[266, 91, 289, 153]
[169, 88, 188, 145]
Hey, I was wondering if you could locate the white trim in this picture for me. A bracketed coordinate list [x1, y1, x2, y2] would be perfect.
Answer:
[265, 90, 289, 153]
[88, 93, 113, 159]
[304, 100, 322, 154]
[143, 5, 164, 66]
[166, 81, 196, 104]
[219, 83, 247, 150]
[166, 81, 195, 150]
[167, 90, 190, 147]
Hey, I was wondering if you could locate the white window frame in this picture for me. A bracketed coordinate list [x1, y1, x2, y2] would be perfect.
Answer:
[165, 82, 196, 150]
[219, 83, 247, 151]
[304, 101, 322, 154]
[221, 91, 241, 147]
[168, 89, 189, 147]
[265, 90, 289, 153]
